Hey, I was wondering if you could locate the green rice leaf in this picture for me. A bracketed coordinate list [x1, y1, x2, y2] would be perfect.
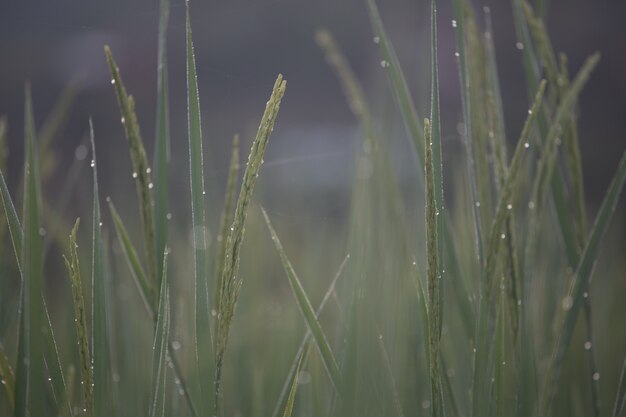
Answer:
[364, 0, 424, 165]
[612, 358, 626, 417]
[153, 0, 170, 283]
[18, 83, 46, 417]
[63, 218, 93, 417]
[107, 199, 152, 315]
[104, 46, 157, 303]
[150, 251, 170, 417]
[541, 146, 626, 417]
[281, 346, 307, 417]
[185, 3, 214, 414]
[0, 343, 15, 411]
[89, 119, 110, 417]
[215, 74, 286, 410]
[271, 254, 349, 417]
[56, 366, 75, 417]
[0, 168, 23, 273]
[424, 117, 443, 417]
[262, 208, 342, 393]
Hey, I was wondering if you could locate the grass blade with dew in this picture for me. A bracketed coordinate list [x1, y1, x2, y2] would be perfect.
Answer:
[16, 83, 46, 417]
[451, 0, 485, 266]
[612, 358, 626, 417]
[150, 251, 170, 417]
[262, 208, 342, 393]
[104, 46, 157, 302]
[89, 119, 110, 417]
[56, 366, 75, 417]
[214, 134, 239, 329]
[424, 118, 443, 417]
[153, 0, 170, 283]
[484, 80, 546, 309]
[377, 329, 406, 417]
[365, 0, 474, 337]
[364, 0, 424, 164]
[215, 75, 286, 411]
[63, 218, 94, 417]
[540, 146, 626, 417]
[0, 342, 15, 411]
[0, 168, 23, 274]
[185, 3, 214, 414]
[271, 254, 349, 417]
[429, 0, 445, 327]
[281, 346, 307, 417]
[107, 199, 152, 315]
[108, 205, 199, 417]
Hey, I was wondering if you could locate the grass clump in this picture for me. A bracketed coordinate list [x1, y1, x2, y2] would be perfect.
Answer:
[0, 0, 625, 417]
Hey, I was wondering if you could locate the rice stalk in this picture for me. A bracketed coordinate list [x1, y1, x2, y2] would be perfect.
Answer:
[214, 74, 286, 412]
[104, 46, 157, 303]
[149, 251, 170, 417]
[63, 218, 93, 417]
[214, 134, 240, 328]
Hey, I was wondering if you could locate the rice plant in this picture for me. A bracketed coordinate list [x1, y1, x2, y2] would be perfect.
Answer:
[0, 0, 625, 416]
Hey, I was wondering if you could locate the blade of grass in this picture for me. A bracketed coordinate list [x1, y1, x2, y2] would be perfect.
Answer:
[214, 134, 240, 329]
[0, 169, 23, 274]
[215, 74, 286, 412]
[365, 0, 473, 337]
[104, 46, 157, 303]
[185, 3, 214, 414]
[63, 218, 93, 417]
[451, 0, 485, 266]
[150, 250, 170, 417]
[365, 0, 424, 164]
[377, 331, 405, 417]
[0, 342, 15, 411]
[107, 199, 152, 315]
[281, 346, 307, 417]
[540, 147, 626, 417]
[89, 119, 109, 417]
[56, 366, 75, 417]
[424, 118, 443, 417]
[20, 83, 46, 417]
[613, 358, 626, 417]
[262, 207, 342, 393]
[153, 0, 170, 283]
[271, 254, 349, 417]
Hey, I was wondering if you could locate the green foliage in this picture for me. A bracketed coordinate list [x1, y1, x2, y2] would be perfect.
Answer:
[0, 1, 624, 417]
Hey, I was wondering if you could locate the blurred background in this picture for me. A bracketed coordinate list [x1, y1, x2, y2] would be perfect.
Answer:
[0, 0, 625, 415]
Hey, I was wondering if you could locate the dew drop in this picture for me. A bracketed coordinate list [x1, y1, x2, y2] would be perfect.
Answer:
[39, 227, 46, 237]
[99, 222, 103, 227]
[475, 201, 481, 208]
[110, 79, 116, 85]
[592, 372, 600, 381]
[501, 233, 506, 240]
[146, 167, 151, 174]
[454, 52, 460, 57]
[584, 341, 592, 350]
[373, 36, 380, 44]
[120, 117, 125, 124]
[528, 201, 535, 210]
[561, 295, 573, 310]
[507, 203, 513, 210]
[421, 400, 431, 409]
[524, 142, 530, 149]
[378, 334, 383, 340]
[528, 109, 533, 115]
[148, 182, 154, 189]
[90, 159, 95, 168]
[583, 291, 589, 298]
[451, 20, 457, 28]
[166, 213, 172, 220]
[172, 341, 182, 350]
[380, 60, 390, 68]
[132, 172, 138, 179]
[516, 42, 524, 50]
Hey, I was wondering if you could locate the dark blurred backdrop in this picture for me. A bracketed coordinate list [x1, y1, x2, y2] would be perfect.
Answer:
[0, 0, 625, 225]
